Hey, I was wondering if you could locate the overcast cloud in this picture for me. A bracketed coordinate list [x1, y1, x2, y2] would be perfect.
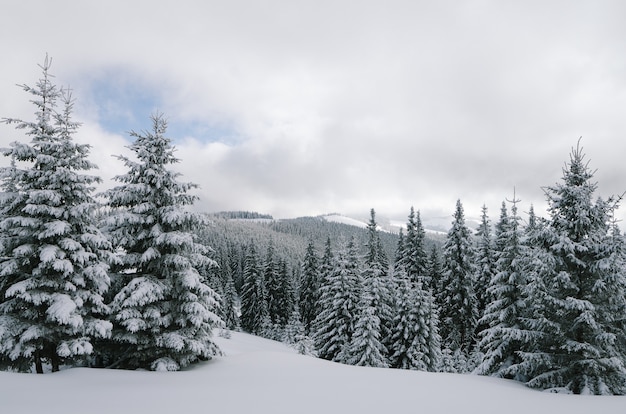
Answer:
[1, 0, 626, 226]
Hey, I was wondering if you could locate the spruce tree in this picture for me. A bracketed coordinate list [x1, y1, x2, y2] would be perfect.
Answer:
[103, 113, 221, 371]
[312, 237, 362, 362]
[402, 207, 428, 284]
[299, 239, 320, 334]
[264, 242, 284, 325]
[217, 251, 240, 330]
[361, 209, 393, 358]
[345, 302, 388, 368]
[474, 204, 496, 329]
[439, 200, 478, 356]
[388, 267, 440, 371]
[475, 194, 528, 377]
[511, 143, 626, 394]
[240, 243, 268, 335]
[427, 244, 444, 298]
[0, 58, 112, 373]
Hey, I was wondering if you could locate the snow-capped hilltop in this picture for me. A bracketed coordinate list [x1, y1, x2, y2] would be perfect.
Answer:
[319, 213, 369, 229]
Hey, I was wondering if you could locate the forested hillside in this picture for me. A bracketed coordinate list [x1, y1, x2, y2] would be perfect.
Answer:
[197, 213, 433, 269]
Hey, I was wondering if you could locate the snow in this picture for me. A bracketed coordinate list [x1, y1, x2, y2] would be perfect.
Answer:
[0, 330, 624, 414]
[321, 213, 368, 228]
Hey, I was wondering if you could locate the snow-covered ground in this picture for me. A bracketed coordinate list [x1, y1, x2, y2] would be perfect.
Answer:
[321, 213, 369, 229]
[1, 331, 624, 414]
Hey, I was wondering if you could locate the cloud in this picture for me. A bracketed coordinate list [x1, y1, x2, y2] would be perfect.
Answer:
[2, 0, 626, 225]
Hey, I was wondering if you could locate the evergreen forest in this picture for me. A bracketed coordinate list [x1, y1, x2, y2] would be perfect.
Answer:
[1, 59, 626, 396]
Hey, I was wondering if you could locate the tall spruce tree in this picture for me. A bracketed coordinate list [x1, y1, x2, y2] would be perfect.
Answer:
[0, 58, 112, 373]
[264, 242, 284, 325]
[103, 113, 221, 371]
[475, 194, 528, 377]
[403, 207, 428, 284]
[511, 143, 626, 394]
[361, 209, 393, 357]
[474, 204, 496, 328]
[217, 250, 240, 330]
[299, 239, 320, 334]
[439, 199, 479, 356]
[240, 243, 268, 335]
[388, 266, 441, 371]
[313, 237, 362, 362]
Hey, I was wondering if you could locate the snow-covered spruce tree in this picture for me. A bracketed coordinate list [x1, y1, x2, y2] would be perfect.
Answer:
[475, 194, 528, 377]
[264, 242, 284, 326]
[402, 207, 429, 285]
[240, 243, 268, 335]
[313, 237, 362, 363]
[510, 143, 626, 394]
[299, 239, 320, 334]
[361, 209, 393, 357]
[494, 201, 509, 255]
[217, 250, 240, 330]
[345, 299, 388, 368]
[103, 113, 222, 371]
[388, 266, 439, 371]
[474, 204, 496, 331]
[0, 58, 112, 373]
[427, 244, 443, 297]
[439, 200, 479, 358]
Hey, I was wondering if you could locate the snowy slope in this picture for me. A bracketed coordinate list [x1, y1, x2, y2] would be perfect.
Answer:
[0, 331, 624, 414]
[320, 213, 369, 229]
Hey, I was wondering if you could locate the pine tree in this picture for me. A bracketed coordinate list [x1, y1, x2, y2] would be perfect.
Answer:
[0, 58, 112, 373]
[240, 243, 268, 335]
[511, 143, 626, 394]
[439, 199, 478, 356]
[103, 113, 221, 371]
[312, 237, 362, 362]
[299, 239, 320, 334]
[475, 193, 528, 377]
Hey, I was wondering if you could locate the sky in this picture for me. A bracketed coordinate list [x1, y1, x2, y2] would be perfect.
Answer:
[1, 0, 626, 225]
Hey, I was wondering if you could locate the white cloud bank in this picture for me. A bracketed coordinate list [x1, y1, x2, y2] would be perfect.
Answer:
[2, 0, 626, 224]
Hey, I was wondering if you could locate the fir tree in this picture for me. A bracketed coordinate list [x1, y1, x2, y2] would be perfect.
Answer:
[103, 113, 221, 371]
[439, 200, 478, 355]
[511, 143, 626, 394]
[0, 58, 112, 373]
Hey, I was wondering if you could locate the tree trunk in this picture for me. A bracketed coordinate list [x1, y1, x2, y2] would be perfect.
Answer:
[51, 351, 60, 373]
[34, 351, 43, 374]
